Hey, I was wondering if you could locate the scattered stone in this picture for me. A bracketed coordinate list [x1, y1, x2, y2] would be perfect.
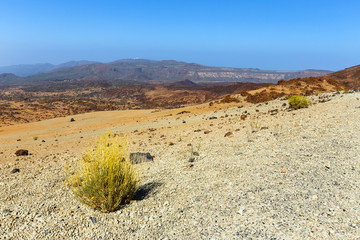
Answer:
[224, 132, 233, 137]
[70, 118, 75, 122]
[2, 209, 12, 214]
[188, 158, 195, 162]
[209, 116, 217, 120]
[11, 168, 20, 173]
[260, 127, 269, 130]
[17, 139, 21, 141]
[187, 164, 194, 168]
[15, 149, 28, 156]
[333, 181, 340, 186]
[268, 109, 279, 115]
[240, 114, 247, 120]
[42, 140, 46, 142]
[204, 130, 211, 134]
[168, 142, 174, 146]
[90, 217, 97, 224]
[45, 230, 51, 235]
[192, 152, 199, 156]
[237, 206, 246, 215]
[129, 152, 154, 164]
[194, 129, 201, 132]
[311, 227, 318, 232]
[177, 111, 190, 115]
[281, 169, 287, 173]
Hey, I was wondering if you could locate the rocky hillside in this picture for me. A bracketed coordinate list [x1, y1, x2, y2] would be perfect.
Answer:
[323, 64, 360, 89]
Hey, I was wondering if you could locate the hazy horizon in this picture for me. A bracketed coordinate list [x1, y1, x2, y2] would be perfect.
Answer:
[0, 58, 341, 72]
[1, 0, 359, 71]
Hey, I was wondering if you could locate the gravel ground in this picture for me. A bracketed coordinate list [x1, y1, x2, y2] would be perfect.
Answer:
[1, 91, 360, 239]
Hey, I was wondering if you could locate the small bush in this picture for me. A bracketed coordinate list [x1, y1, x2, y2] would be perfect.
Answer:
[288, 95, 311, 110]
[65, 132, 139, 212]
[33, 136, 38, 140]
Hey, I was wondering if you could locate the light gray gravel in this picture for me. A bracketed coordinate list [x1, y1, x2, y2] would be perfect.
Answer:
[1, 91, 360, 239]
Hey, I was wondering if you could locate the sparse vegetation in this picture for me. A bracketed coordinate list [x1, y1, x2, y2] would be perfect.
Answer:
[288, 95, 311, 110]
[33, 136, 38, 140]
[65, 131, 139, 212]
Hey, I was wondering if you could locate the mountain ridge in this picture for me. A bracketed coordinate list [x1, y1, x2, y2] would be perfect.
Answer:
[0, 59, 333, 85]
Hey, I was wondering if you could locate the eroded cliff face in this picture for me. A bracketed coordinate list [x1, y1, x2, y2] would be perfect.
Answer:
[185, 69, 331, 83]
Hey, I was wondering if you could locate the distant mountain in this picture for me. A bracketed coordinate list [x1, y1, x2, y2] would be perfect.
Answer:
[0, 73, 19, 83]
[0, 59, 332, 85]
[19, 59, 332, 84]
[323, 64, 360, 89]
[0, 60, 96, 77]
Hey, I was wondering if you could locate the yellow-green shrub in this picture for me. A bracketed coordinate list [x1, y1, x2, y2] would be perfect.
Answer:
[288, 95, 311, 110]
[65, 131, 139, 212]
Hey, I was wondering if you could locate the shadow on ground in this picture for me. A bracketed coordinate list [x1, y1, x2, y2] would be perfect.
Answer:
[133, 182, 163, 201]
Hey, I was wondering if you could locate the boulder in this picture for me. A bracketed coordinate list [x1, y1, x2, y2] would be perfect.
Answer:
[129, 152, 154, 164]
[15, 149, 28, 156]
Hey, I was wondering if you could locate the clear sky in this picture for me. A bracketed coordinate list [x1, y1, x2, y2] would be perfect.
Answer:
[1, 0, 359, 70]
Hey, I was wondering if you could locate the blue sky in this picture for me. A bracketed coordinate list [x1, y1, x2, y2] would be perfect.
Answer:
[0, 0, 359, 70]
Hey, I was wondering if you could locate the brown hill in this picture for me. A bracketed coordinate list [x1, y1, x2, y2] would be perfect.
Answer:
[240, 77, 344, 103]
[323, 65, 360, 89]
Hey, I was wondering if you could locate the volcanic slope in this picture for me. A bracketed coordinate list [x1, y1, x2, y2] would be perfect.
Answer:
[0, 90, 360, 239]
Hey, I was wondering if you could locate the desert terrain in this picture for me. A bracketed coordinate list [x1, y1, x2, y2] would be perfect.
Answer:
[1, 88, 360, 239]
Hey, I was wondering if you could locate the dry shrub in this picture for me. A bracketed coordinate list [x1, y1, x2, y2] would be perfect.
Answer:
[220, 95, 240, 103]
[65, 131, 139, 212]
[288, 95, 311, 110]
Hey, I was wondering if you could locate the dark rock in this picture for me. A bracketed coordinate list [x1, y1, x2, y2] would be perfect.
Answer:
[268, 109, 279, 115]
[17, 139, 21, 141]
[45, 230, 51, 235]
[192, 152, 199, 156]
[282, 103, 287, 107]
[333, 181, 340, 186]
[129, 152, 154, 164]
[240, 114, 247, 120]
[15, 149, 28, 156]
[260, 127, 269, 130]
[2, 209, 12, 214]
[224, 132, 233, 137]
[70, 118, 75, 122]
[90, 217, 96, 224]
[204, 130, 211, 134]
[209, 116, 217, 120]
[177, 111, 190, 115]
[11, 168, 20, 173]
[194, 129, 201, 132]
[42, 140, 46, 142]
[188, 158, 195, 162]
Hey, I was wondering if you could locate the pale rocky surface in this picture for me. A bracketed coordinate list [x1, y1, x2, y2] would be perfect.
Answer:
[1, 91, 360, 239]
